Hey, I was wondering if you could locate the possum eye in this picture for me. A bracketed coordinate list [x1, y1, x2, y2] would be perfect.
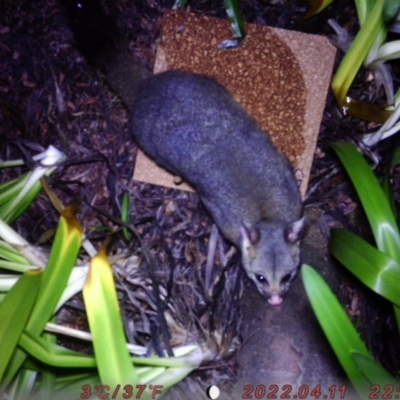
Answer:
[256, 274, 268, 285]
[281, 273, 292, 284]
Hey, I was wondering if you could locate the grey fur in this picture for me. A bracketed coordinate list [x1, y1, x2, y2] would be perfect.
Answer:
[64, 0, 306, 303]
[131, 71, 306, 305]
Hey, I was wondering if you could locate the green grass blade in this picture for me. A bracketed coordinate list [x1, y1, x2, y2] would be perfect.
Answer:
[0, 260, 35, 273]
[131, 350, 202, 368]
[138, 347, 204, 399]
[6, 369, 37, 400]
[333, 142, 400, 261]
[54, 371, 98, 387]
[224, 0, 245, 39]
[83, 247, 138, 387]
[18, 331, 96, 368]
[54, 374, 100, 399]
[382, 147, 400, 229]
[332, 0, 385, 106]
[140, 368, 194, 400]
[330, 229, 400, 305]
[3, 181, 43, 224]
[0, 220, 46, 268]
[355, 0, 375, 25]
[0, 168, 48, 223]
[27, 205, 82, 332]
[0, 174, 30, 205]
[304, 0, 334, 18]
[374, 39, 400, 63]
[55, 265, 89, 312]
[0, 219, 30, 247]
[0, 145, 64, 224]
[172, 0, 189, 9]
[352, 352, 398, 385]
[0, 205, 82, 388]
[121, 193, 131, 240]
[301, 264, 372, 397]
[383, 0, 400, 21]
[0, 240, 31, 265]
[38, 331, 57, 400]
[0, 269, 42, 381]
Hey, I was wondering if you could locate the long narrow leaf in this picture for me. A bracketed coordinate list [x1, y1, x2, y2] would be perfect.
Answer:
[6, 369, 37, 400]
[305, 0, 334, 18]
[330, 228, 400, 306]
[1, 146, 64, 223]
[0, 269, 42, 381]
[352, 352, 398, 386]
[0, 240, 31, 265]
[333, 142, 400, 261]
[224, 0, 245, 39]
[0, 168, 48, 224]
[0, 220, 46, 267]
[121, 193, 131, 240]
[18, 331, 96, 368]
[0, 260, 35, 273]
[0, 205, 82, 388]
[2, 180, 43, 224]
[140, 367, 195, 400]
[382, 146, 400, 217]
[354, 0, 370, 24]
[53, 374, 100, 399]
[301, 264, 373, 397]
[332, 0, 385, 106]
[38, 330, 57, 400]
[0, 174, 30, 205]
[83, 247, 138, 387]
[27, 204, 82, 332]
[383, 0, 400, 21]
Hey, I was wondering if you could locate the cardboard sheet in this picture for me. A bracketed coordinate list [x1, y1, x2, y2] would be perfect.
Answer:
[133, 11, 336, 196]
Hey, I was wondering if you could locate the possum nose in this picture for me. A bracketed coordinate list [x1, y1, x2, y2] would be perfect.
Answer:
[268, 293, 283, 306]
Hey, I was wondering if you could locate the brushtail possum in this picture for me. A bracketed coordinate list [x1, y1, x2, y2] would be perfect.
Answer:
[63, 0, 307, 305]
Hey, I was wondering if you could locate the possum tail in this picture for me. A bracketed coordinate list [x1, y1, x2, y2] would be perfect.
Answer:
[61, 0, 151, 111]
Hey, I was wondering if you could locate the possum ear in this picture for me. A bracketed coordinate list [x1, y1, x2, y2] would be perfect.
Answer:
[240, 223, 260, 245]
[285, 217, 307, 244]
[240, 224, 259, 259]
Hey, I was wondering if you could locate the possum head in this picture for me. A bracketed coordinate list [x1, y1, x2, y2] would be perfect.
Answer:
[240, 218, 307, 306]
